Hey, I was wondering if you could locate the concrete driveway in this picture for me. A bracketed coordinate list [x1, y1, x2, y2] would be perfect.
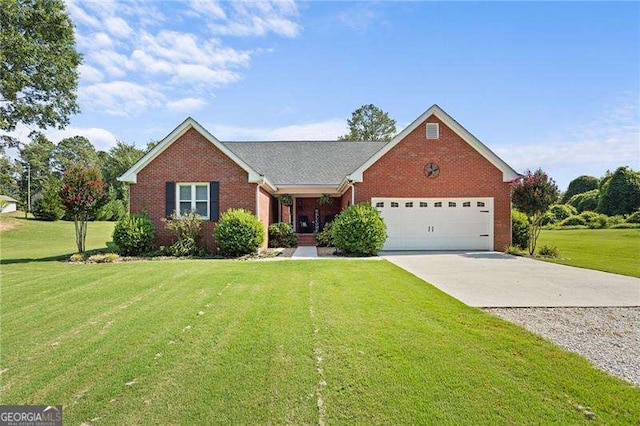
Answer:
[382, 251, 640, 307]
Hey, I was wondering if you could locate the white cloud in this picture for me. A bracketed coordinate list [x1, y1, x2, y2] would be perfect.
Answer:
[104, 17, 133, 38]
[187, 0, 226, 20]
[172, 64, 240, 85]
[45, 126, 119, 151]
[207, 1, 301, 38]
[68, 0, 302, 116]
[166, 97, 208, 112]
[80, 81, 164, 116]
[211, 119, 347, 141]
[78, 64, 104, 83]
[8, 123, 118, 151]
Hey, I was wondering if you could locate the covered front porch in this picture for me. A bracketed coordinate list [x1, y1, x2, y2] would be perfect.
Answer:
[278, 194, 343, 234]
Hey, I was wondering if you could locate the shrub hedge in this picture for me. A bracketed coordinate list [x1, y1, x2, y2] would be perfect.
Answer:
[332, 203, 386, 256]
[214, 208, 264, 257]
[268, 222, 298, 248]
[511, 209, 529, 249]
[113, 213, 156, 256]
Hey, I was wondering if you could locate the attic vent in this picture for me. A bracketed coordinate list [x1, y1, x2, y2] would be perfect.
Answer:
[426, 123, 439, 139]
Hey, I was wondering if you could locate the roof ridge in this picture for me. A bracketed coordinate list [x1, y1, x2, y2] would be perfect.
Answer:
[222, 140, 388, 144]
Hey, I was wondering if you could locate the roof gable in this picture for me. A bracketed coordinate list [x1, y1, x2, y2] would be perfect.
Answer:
[348, 104, 519, 182]
[118, 117, 265, 185]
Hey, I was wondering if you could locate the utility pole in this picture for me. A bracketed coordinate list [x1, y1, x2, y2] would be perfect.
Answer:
[27, 162, 31, 215]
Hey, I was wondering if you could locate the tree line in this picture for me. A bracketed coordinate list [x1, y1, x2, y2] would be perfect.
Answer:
[0, 135, 151, 220]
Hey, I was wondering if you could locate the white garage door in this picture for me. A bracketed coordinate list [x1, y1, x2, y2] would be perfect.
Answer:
[373, 197, 494, 251]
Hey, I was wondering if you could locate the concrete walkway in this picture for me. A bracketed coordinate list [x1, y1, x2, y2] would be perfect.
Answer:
[292, 246, 318, 258]
[382, 251, 640, 307]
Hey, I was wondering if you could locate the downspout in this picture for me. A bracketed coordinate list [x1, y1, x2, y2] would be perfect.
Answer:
[255, 184, 260, 219]
[351, 182, 355, 206]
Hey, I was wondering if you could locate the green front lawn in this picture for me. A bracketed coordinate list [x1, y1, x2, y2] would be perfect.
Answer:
[1, 216, 638, 423]
[537, 229, 640, 277]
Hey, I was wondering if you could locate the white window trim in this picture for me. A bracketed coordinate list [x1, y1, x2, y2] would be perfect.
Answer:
[176, 182, 210, 220]
[426, 122, 439, 139]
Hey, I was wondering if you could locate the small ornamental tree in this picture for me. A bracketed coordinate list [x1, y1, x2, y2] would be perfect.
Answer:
[510, 169, 559, 255]
[60, 164, 105, 252]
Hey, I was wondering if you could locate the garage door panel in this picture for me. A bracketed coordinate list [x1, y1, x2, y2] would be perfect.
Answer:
[373, 197, 493, 251]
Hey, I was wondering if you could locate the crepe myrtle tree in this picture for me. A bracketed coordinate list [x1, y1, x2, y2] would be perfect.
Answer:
[510, 169, 559, 255]
[60, 164, 105, 253]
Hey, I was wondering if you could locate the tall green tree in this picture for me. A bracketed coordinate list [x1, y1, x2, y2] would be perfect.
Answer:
[18, 132, 54, 204]
[101, 142, 145, 198]
[0, 146, 20, 198]
[561, 175, 599, 203]
[0, 0, 81, 141]
[596, 166, 640, 216]
[53, 136, 99, 173]
[510, 169, 559, 255]
[338, 104, 397, 142]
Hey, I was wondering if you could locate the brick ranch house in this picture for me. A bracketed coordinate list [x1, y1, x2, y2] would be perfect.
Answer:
[119, 105, 519, 251]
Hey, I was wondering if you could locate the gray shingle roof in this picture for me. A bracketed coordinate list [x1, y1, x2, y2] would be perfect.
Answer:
[222, 140, 388, 186]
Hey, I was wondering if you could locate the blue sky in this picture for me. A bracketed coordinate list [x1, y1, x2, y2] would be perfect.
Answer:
[21, 1, 640, 190]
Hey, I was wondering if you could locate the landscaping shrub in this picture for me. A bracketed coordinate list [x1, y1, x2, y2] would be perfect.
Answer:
[32, 177, 64, 221]
[505, 245, 524, 256]
[170, 237, 198, 257]
[69, 253, 85, 262]
[164, 211, 203, 256]
[214, 208, 264, 257]
[316, 222, 334, 247]
[567, 189, 599, 213]
[538, 244, 560, 258]
[548, 204, 577, 221]
[268, 222, 298, 248]
[332, 203, 386, 256]
[607, 215, 626, 227]
[558, 215, 586, 227]
[625, 210, 640, 224]
[511, 210, 529, 249]
[113, 213, 155, 256]
[579, 211, 608, 229]
[88, 253, 120, 263]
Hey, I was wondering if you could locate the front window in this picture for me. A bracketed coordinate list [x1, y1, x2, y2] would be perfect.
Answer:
[177, 183, 209, 219]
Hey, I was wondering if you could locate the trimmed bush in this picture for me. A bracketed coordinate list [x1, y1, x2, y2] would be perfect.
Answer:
[538, 244, 560, 258]
[316, 222, 334, 247]
[113, 213, 155, 256]
[332, 203, 386, 256]
[268, 222, 298, 248]
[214, 208, 265, 257]
[511, 210, 529, 249]
[625, 210, 640, 224]
[558, 215, 586, 227]
[567, 189, 599, 213]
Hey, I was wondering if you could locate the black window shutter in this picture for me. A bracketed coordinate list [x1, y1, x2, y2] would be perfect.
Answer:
[210, 181, 220, 221]
[165, 182, 175, 217]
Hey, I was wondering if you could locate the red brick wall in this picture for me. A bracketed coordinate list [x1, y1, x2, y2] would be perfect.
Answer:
[340, 186, 353, 211]
[129, 127, 257, 251]
[257, 187, 271, 248]
[354, 116, 512, 250]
